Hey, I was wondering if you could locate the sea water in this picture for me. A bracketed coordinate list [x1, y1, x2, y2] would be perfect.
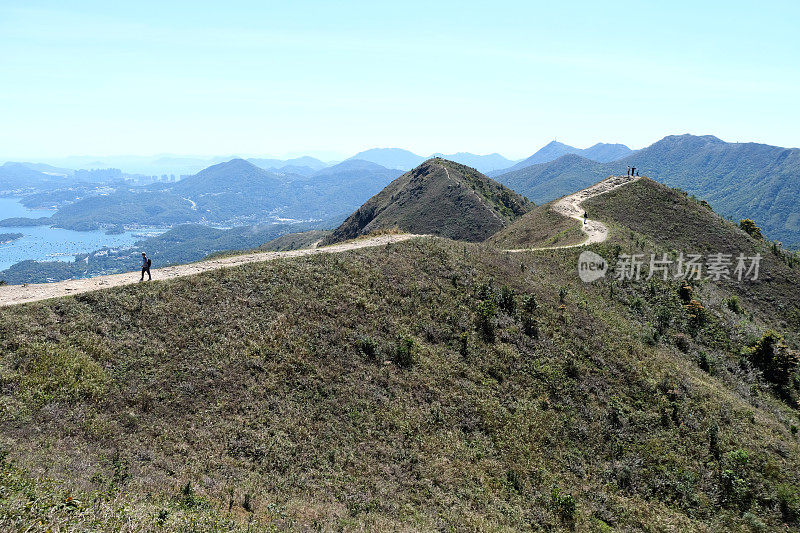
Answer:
[0, 197, 160, 271]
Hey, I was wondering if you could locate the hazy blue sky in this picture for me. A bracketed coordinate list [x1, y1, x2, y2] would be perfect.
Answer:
[1, 1, 798, 160]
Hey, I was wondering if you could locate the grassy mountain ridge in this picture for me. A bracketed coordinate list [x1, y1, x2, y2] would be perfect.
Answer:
[582, 178, 800, 335]
[488, 201, 585, 250]
[323, 158, 530, 245]
[494, 134, 800, 246]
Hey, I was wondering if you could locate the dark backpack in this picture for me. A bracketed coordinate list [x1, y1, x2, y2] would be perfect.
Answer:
[147, 258, 152, 268]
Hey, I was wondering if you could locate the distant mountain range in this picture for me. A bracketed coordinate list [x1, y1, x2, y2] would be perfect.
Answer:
[323, 158, 530, 244]
[348, 148, 517, 173]
[346, 148, 427, 171]
[0, 162, 73, 191]
[0, 158, 403, 231]
[494, 134, 800, 246]
[5, 134, 798, 245]
[489, 141, 634, 176]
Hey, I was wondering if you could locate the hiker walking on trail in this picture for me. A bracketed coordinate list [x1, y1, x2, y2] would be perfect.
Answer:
[583, 212, 588, 225]
[627, 166, 631, 176]
[140, 252, 151, 281]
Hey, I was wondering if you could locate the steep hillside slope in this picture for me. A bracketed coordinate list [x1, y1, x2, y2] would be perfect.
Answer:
[323, 158, 530, 244]
[488, 201, 585, 249]
[1, 223, 798, 529]
[583, 177, 800, 330]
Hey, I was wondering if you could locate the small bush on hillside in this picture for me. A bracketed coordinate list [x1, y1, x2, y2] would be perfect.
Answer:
[720, 468, 751, 510]
[725, 295, 743, 314]
[558, 286, 568, 304]
[739, 219, 763, 240]
[698, 351, 713, 373]
[685, 299, 707, 329]
[519, 293, 539, 337]
[497, 285, 515, 314]
[655, 306, 673, 335]
[458, 332, 469, 356]
[177, 481, 210, 511]
[674, 333, 691, 353]
[678, 281, 693, 303]
[550, 487, 577, 522]
[777, 483, 800, 524]
[475, 299, 497, 342]
[393, 337, 415, 368]
[356, 336, 378, 362]
[521, 293, 538, 314]
[748, 330, 800, 389]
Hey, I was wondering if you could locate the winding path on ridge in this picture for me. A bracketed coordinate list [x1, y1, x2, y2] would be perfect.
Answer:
[0, 175, 639, 307]
[504, 174, 641, 252]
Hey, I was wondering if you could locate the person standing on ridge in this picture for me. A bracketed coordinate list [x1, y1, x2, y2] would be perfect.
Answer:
[140, 252, 151, 281]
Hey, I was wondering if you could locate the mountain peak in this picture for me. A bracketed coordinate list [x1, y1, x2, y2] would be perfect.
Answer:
[322, 158, 530, 244]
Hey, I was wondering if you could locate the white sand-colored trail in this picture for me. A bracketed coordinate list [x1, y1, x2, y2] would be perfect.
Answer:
[505, 174, 640, 252]
[0, 234, 419, 308]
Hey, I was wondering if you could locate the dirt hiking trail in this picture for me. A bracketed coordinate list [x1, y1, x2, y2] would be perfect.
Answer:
[0, 175, 639, 307]
[505, 174, 640, 252]
[0, 234, 418, 307]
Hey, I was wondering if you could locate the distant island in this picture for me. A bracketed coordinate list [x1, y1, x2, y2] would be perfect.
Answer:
[0, 232, 23, 244]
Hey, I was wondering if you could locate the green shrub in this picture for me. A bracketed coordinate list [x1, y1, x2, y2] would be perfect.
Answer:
[698, 351, 712, 373]
[726, 449, 749, 467]
[497, 285, 515, 314]
[674, 333, 691, 353]
[558, 286, 568, 304]
[685, 299, 707, 329]
[393, 337, 415, 368]
[678, 281, 693, 303]
[725, 295, 743, 314]
[748, 330, 800, 388]
[356, 336, 378, 362]
[521, 293, 538, 314]
[475, 299, 497, 342]
[550, 487, 576, 521]
[458, 332, 469, 357]
[720, 469, 751, 510]
[739, 219, 763, 240]
[777, 483, 800, 524]
[655, 306, 673, 334]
